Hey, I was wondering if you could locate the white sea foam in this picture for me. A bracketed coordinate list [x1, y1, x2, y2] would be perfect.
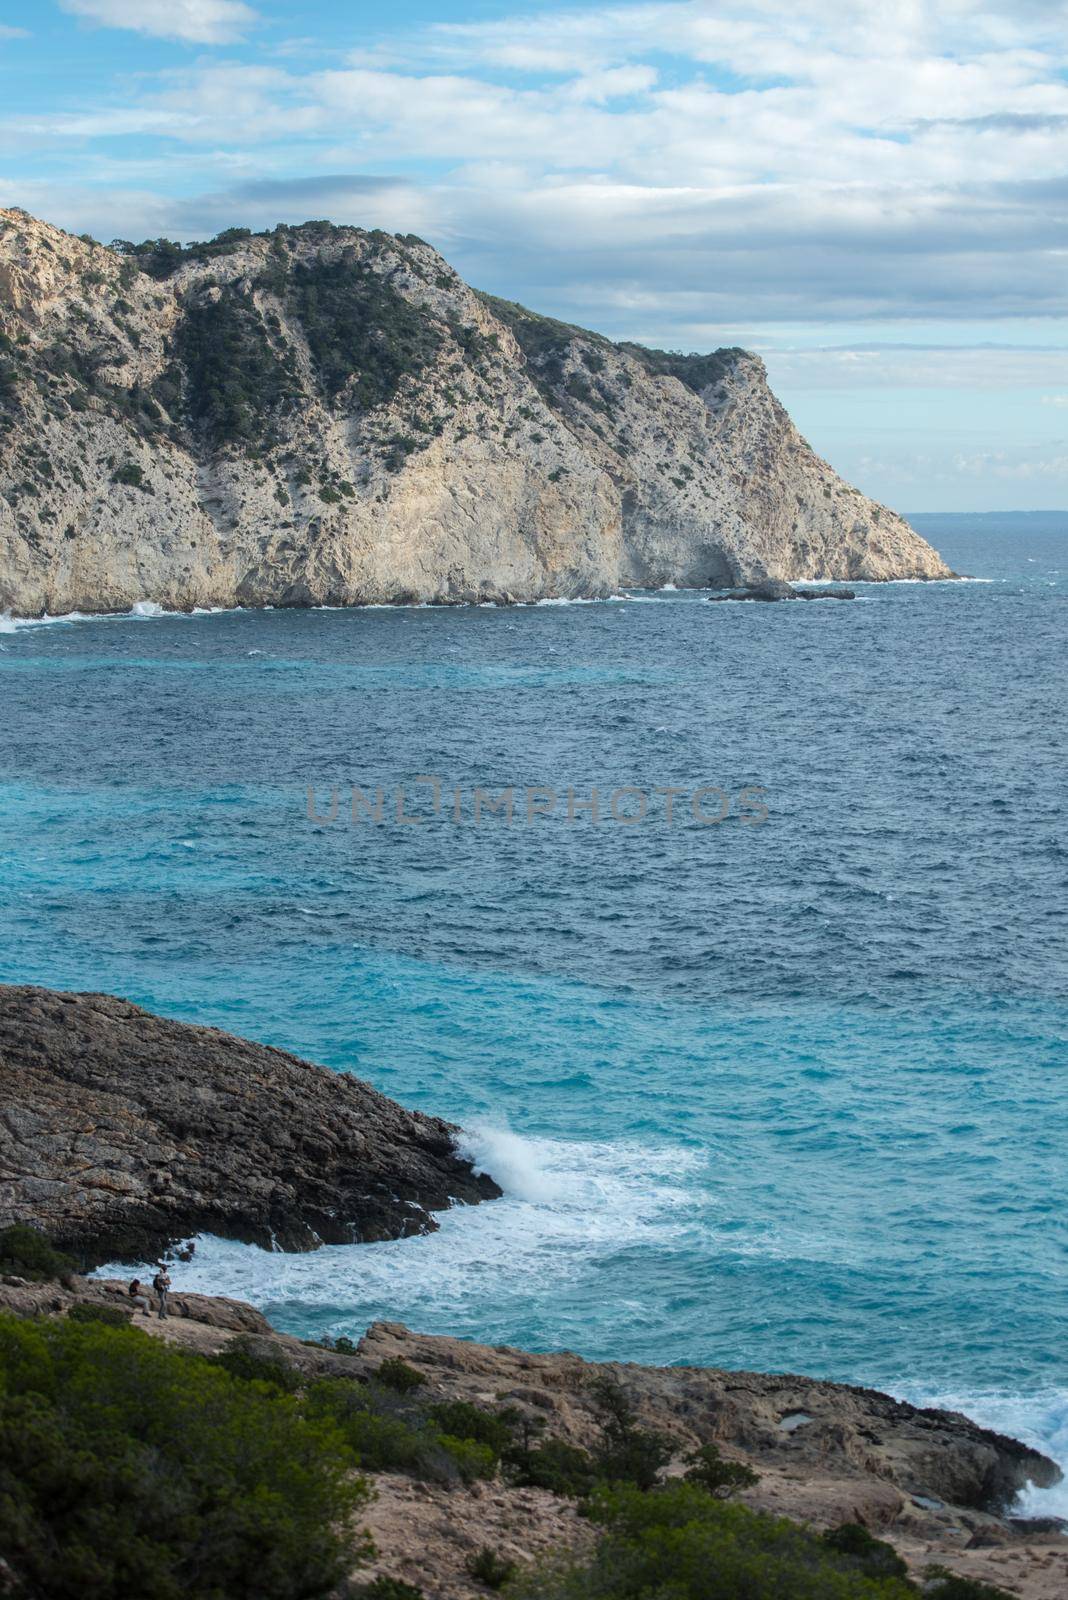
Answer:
[458, 1123, 569, 1203]
[90, 1122, 1068, 1496]
[0, 608, 103, 630]
[898, 1383, 1068, 1518]
[0, 601, 249, 632]
[96, 1129, 699, 1334]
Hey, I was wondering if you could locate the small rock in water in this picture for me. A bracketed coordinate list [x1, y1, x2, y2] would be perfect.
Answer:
[707, 579, 855, 602]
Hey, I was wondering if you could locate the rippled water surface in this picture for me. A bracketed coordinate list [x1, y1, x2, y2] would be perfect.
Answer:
[2, 517, 1066, 1501]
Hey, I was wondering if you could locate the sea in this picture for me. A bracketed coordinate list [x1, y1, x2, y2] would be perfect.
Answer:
[1, 511, 1065, 1513]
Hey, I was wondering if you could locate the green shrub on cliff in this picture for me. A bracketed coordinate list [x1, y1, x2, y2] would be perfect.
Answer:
[304, 1376, 500, 1485]
[429, 1398, 516, 1457]
[352, 1581, 425, 1600]
[0, 1224, 75, 1282]
[467, 1546, 517, 1589]
[511, 1482, 918, 1600]
[922, 1574, 1016, 1600]
[377, 1355, 426, 1392]
[506, 1435, 598, 1498]
[288, 255, 442, 411]
[0, 1312, 370, 1600]
[66, 1301, 132, 1327]
[213, 1332, 302, 1392]
[177, 285, 301, 447]
[684, 1441, 760, 1498]
[823, 1524, 908, 1580]
[588, 1375, 673, 1490]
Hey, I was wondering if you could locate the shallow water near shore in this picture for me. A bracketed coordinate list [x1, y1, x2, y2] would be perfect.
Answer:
[2, 517, 1066, 1506]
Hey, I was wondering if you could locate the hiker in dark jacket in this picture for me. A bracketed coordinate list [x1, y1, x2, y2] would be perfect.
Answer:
[152, 1267, 171, 1319]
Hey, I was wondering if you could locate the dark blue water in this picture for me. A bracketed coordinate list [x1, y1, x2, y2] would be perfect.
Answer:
[1, 520, 1065, 1501]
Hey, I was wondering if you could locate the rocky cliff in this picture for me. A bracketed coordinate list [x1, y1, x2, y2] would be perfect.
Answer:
[0, 208, 951, 614]
[0, 985, 500, 1264]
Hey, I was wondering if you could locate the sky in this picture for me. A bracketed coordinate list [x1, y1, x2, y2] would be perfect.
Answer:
[1, 0, 1066, 511]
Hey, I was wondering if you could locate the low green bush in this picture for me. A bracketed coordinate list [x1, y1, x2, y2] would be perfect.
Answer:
[67, 1302, 132, 1327]
[351, 1581, 425, 1600]
[0, 1224, 75, 1282]
[922, 1572, 1015, 1599]
[684, 1442, 760, 1498]
[213, 1334, 301, 1393]
[438, 1434, 499, 1482]
[507, 1436, 598, 1497]
[112, 460, 150, 490]
[0, 1311, 370, 1599]
[467, 1547, 517, 1590]
[511, 1482, 918, 1599]
[823, 1524, 909, 1580]
[588, 1376, 673, 1490]
[429, 1399, 515, 1458]
[377, 1356, 427, 1394]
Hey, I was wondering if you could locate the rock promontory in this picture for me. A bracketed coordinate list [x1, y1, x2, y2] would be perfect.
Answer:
[0, 208, 952, 614]
[0, 984, 499, 1265]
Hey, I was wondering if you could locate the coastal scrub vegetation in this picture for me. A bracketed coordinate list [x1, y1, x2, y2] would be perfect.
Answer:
[476, 289, 745, 399]
[111, 228, 259, 279]
[618, 342, 746, 394]
[510, 1482, 993, 1600]
[286, 254, 442, 410]
[477, 293, 609, 374]
[0, 1312, 370, 1599]
[0, 1304, 1020, 1600]
[111, 222, 353, 281]
[0, 1224, 75, 1282]
[176, 284, 302, 448]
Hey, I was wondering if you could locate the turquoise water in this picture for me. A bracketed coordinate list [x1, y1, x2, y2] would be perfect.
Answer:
[1, 517, 1066, 1504]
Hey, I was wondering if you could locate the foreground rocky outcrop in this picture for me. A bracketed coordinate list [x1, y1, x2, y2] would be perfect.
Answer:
[0, 208, 952, 614]
[0, 1277, 1061, 1599]
[0, 985, 499, 1265]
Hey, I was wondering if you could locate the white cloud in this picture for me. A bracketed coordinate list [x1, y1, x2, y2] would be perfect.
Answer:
[59, 0, 259, 45]
[760, 346, 1068, 392]
[952, 449, 1068, 479]
[9, 0, 1066, 331]
[1041, 393, 1068, 405]
[0, 24, 29, 38]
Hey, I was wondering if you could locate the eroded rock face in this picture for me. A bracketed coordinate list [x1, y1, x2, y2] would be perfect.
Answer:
[0, 985, 499, 1265]
[0, 208, 952, 614]
[356, 1323, 1061, 1516]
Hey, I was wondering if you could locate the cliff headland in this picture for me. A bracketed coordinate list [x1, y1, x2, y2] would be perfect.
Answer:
[0, 208, 952, 615]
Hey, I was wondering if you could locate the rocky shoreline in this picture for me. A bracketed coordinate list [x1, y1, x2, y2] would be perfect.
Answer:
[1, 984, 1064, 1596]
[0, 1274, 1062, 1598]
[0, 985, 499, 1266]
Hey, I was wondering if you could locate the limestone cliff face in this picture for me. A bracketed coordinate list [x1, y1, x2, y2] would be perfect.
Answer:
[0, 208, 950, 614]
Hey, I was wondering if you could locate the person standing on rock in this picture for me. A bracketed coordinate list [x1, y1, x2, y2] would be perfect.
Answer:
[152, 1266, 171, 1319]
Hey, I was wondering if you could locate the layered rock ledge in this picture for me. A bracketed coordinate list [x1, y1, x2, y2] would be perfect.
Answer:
[0, 1278, 1061, 1599]
[0, 985, 499, 1265]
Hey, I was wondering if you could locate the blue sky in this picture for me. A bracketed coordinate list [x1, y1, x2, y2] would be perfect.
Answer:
[2, 0, 1066, 511]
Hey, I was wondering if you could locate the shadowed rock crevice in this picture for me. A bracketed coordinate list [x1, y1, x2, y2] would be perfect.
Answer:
[0, 985, 500, 1266]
